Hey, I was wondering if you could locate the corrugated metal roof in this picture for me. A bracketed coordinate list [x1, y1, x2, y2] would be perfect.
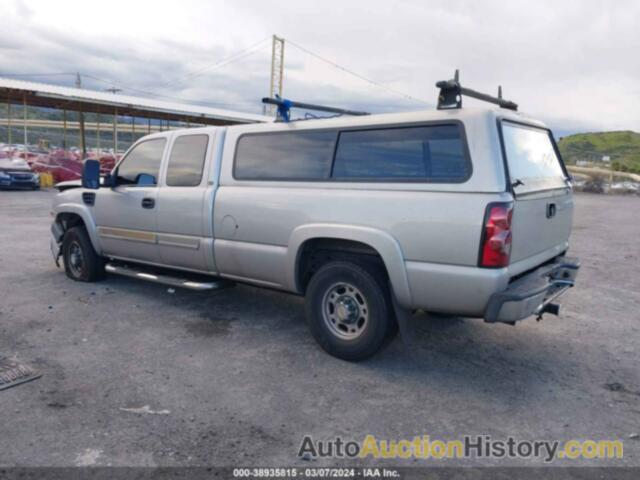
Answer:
[0, 77, 271, 125]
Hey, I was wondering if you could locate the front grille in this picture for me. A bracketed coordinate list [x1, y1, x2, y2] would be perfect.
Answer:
[10, 173, 33, 181]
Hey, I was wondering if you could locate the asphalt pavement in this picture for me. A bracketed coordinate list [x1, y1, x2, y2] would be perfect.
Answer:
[0, 190, 638, 468]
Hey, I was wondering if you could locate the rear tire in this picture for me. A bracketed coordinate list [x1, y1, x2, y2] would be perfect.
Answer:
[62, 226, 105, 282]
[305, 260, 396, 361]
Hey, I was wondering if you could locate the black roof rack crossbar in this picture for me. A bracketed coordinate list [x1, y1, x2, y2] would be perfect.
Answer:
[262, 96, 369, 122]
[436, 70, 518, 111]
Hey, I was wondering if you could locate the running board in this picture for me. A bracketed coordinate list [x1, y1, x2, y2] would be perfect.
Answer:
[105, 263, 231, 291]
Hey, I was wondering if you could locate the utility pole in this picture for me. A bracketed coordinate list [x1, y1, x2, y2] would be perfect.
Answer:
[265, 35, 285, 116]
[76, 72, 87, 158]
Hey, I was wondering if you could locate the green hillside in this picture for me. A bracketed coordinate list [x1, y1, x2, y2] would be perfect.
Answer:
[558, 131, 640, 174]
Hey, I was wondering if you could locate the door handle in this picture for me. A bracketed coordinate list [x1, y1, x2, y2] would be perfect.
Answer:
[141, 198, 155, 209]
[546, 203, 556, 218]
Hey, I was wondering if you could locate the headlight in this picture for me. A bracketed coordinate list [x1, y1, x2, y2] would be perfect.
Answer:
[32, 173, 40, 181]
[0, 172, 10, 180]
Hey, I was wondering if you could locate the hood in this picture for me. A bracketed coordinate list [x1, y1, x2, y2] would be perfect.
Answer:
[55, 179, 82, 191]
[0, 157, 32, 172]
[55, 176, 113, 191]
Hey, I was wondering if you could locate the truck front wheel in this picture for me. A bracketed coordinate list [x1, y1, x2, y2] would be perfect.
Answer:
[305, 261, 396, 361]
[62, 226, 105, 282]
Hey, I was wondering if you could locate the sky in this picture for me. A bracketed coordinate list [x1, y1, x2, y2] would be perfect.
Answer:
[0, 0, 638, 136]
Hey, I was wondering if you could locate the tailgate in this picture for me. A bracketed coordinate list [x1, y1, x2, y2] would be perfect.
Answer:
[510, 189, 573, 263]
[500, 120, 573, 264]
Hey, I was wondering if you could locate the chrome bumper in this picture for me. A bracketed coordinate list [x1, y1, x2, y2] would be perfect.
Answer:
[484, 256, 580, 323]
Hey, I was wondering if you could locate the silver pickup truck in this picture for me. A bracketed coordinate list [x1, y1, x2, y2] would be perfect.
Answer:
[50, 83, 580, 360]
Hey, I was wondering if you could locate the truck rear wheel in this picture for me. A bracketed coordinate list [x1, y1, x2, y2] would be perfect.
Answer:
[305, 260, 396, 361]
[62, 226, 105, 282]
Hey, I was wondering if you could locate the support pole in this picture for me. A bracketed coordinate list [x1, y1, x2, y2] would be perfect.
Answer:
[113, 108, 118, 153]
[96, 108, 101, 151]
[63, 109, 67, 149]
[148, 116, 151, 134]
[76, 73, 86, 158]
[7, 94, 11, 145]
[265, 35, 285, 116]
[131, 115, 135, 144]
[79, 105, 87, 158]
[23, 94, 27, 147]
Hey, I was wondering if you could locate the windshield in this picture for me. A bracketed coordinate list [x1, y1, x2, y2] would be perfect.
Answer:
[501, 121, 567, 193]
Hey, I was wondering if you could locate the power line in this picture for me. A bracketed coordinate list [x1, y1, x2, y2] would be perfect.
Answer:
[160, 37, 271, 89]
[0, 72, 76, 77]
[0, 38, 272, 110]
[2, 38, 429, 112]
[79, 73, 260, 110]
[286, 39, 430, 106]
[78, 38, 273, 108]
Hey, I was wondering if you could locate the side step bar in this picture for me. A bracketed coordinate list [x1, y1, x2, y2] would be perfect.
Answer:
[105, 263, 232, 291]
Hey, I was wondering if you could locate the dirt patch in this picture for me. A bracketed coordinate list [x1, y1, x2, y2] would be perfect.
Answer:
[184, 315, 235, 337]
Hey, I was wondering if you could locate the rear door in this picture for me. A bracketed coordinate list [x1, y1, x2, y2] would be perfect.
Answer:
[500, 120, 573, 265]
[156, 132, 214, 272]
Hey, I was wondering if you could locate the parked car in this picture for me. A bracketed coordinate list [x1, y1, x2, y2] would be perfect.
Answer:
[49, 79, 580, 360]
[0, 157, 40, 189]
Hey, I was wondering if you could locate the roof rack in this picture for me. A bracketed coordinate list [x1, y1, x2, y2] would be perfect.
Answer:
[261, 95, 370, 122]
[436, 70, 518, 111]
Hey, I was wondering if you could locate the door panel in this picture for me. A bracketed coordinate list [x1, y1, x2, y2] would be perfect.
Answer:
[156, 133, 212, 271]
[94, 186, 161, 263]
[156, 187, 208, 270]
[93, 137, 167, 263]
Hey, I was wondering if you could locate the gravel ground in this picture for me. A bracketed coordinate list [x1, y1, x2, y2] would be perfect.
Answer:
[0, 190, 638, 468]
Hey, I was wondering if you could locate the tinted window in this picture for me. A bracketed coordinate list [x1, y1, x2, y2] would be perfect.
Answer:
[332, 125, 469, 181]
[117, 139, 166, 186]
[166, 135, 208, 186]
[234, 131, 337, 180]
[502, 122, 566, 193]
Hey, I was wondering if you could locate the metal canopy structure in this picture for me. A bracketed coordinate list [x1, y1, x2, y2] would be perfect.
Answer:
[0, 77, 270, 126]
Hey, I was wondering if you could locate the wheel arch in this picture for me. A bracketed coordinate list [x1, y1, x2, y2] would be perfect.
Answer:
[53, 204, 102, 254]
[287, 224, 413, 308]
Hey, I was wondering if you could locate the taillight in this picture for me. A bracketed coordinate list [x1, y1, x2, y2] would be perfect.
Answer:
[479, 202, 513, 268]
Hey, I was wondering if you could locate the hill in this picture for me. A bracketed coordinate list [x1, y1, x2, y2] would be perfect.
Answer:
[558, 131, 640, 174]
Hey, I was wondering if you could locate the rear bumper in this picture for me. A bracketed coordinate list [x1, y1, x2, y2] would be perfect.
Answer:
[484, 256, 580, 323]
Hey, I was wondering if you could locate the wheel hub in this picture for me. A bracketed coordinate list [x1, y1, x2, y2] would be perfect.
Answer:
[68, 242, 84, 276]
[335, 296, 359, 324]
[322, 282, 369, 340]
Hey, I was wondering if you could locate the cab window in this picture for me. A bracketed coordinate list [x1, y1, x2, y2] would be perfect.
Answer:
[166, 135, 209, 186]
[116, 138, 166, 186]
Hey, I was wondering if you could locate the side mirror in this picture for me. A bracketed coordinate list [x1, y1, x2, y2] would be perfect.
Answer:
[82, 159, 101, 190]
[136, 173, 156, 186]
